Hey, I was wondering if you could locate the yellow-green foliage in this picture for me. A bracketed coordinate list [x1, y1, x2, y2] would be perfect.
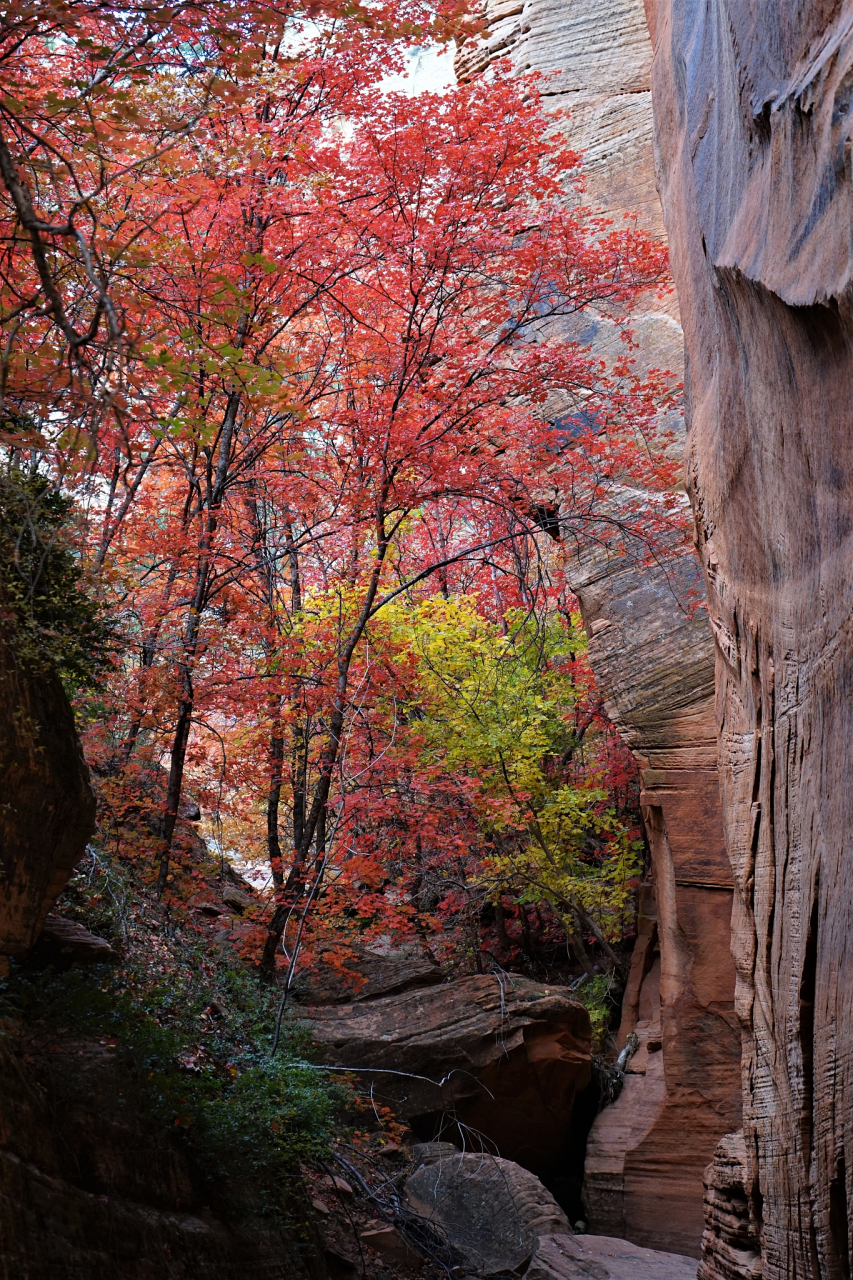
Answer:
[386, 596, 642, 945]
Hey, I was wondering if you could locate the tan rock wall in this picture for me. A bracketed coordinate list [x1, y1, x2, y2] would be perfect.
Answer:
[457, 0, 741, 1255]
[572, 539, 741, 1256]
[646, 1, 853, 1274]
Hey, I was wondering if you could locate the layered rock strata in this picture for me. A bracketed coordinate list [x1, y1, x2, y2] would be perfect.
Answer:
[645, 1, 853, 1274]
[697, 1131, 762, 1280]
[0, 1034, 325, 1280]
[573, 537, 741, 1257]
[456, 0, 741, 1255]
[307, 973, 591, 1173]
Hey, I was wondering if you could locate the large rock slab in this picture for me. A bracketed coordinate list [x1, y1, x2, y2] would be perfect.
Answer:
[646, 1, 853, 1274]
[307, 974, 591, 1173]
[526, 1233, 698, 1279]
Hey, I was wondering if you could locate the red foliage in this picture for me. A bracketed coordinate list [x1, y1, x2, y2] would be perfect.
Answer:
[0, 4, 684, 981]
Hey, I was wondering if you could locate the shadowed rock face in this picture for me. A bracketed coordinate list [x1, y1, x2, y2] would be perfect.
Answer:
[0, 634, 95, 972]
[645, 1, 853, 1275]
[307, 974, 591, 1174]
[456, 0, 741, 1255]
[698, 1132, 762, 1280]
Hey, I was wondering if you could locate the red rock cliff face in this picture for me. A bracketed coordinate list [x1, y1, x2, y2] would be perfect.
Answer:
[645, 1, 853, 1275]
[571, 536, 741, 1257]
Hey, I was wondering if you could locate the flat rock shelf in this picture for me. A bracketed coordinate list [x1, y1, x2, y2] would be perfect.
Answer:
[528, 1233, 698, 1279]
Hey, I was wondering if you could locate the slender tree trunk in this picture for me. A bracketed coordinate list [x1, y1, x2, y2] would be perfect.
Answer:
[315, 798, 326, 866]
[495, 899, 511, 951]
[260, 516, 393, 980]
[155, 387, 241, 896]
[267, 698, 285, 888]
[291, 723, 307, 855]
[156, 666, 194, 897]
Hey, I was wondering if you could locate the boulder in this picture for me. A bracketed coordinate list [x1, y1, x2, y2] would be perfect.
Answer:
[358, 1223, 421, 1267]
[646, 1, 853, 1273]
[37, 914, 118, 966]
[307, 974, 591, 1173]
[525, 1233, 698, 1280]
[404, 1147, 570, 1274]
[399, 1146, 697, 1279]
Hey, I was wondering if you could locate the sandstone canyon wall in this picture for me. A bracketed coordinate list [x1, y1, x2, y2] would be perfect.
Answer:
[457, 0, 741, 1257]
[0, 630, 95, 974]
[645, 1, 853, 1275]
[571, 531, 741, 1257]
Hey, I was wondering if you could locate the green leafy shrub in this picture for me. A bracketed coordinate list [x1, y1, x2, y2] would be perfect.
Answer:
[0, 462, 111, 691]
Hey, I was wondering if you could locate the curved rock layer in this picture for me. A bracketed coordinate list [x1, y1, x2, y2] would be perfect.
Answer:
[457, 0, 741, 1256]
[645, 1, 853, 1275]
[307, 973, 591, 1174]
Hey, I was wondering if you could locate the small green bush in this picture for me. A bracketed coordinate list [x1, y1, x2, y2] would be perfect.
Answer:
[0, 462, 111, 692]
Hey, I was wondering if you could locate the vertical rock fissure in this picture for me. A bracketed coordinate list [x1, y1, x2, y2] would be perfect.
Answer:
[798, 881, 819, 1175]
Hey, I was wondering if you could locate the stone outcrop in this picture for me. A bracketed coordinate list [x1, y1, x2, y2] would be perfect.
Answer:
[307, 974, 591, 1173]
[0, 635, 95, 974]
[36, 914, 119, 966]
[526, 1232, 699, 1280]
[402, 1146, 699, 1279]
[295, 943, 444, 1005]
[455, 0, 742, 1256]
[0, 1034, 326, 1280]
[645, 1, 853, 1274]
[697, 1132, 762, 1280]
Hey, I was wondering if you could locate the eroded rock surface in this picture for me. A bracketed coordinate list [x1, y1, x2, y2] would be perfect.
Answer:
[307, 974, 591, 1173]
[404, 1147, 570, 1274]
[574, 535, 742, 1256]
[646, 2, 853, 1274]
[295, 944, 444, 1005]
[0, 636, 95, 973]
[0, 1035, 325, 1280]
[526, 1232, 699, 1280]
[697, 1132, 761, 1280]
[456, 0, 741, 1255]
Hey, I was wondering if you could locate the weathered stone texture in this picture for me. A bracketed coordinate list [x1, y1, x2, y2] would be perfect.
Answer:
[575, 539, 741, 1257]
[404, 1148, 570, 1273]
[526, 1232, 699, 1280]
[0, 1041, 326, 1280]
[0, 636, 95, 971]
[307, 974, 591, 1174]
[698, 1131, 762, 1280]
[646, 1, 853, 1275]
[456, 0, 741, 1256]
